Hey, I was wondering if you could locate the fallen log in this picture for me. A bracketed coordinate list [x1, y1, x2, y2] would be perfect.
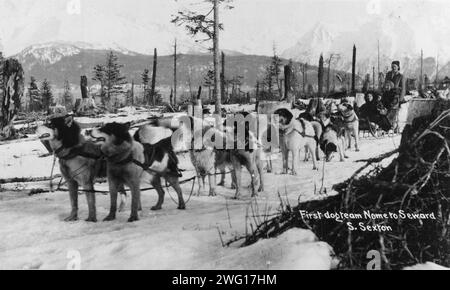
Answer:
[0, 136, 40, 146]
[0, 175, 62, 185]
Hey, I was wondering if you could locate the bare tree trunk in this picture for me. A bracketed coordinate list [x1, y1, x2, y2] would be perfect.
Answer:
[420, 49, 423, 92]
[75, 76, 96, 115]
[327, 55, 332, 94]
[81, 76, 89, 99]
[173, 40, 177, 106]
[256, 82, 259, 101]
[221, 52, 226, 107]
[213, 0, 221, 114]
[131, 80, 134, 106]
[377, 40, 380, 90]
[435, 53, 439, 86]
[188, 67, 193, 99]
[318, 54, 324, 98]
[197, 86, 203, 100]
[372, 67, 376, 91]
[351, 45, 356, 95]
[284, 65, 293, 102]
[151, 48, 158, 106]
[304, 63, 308, 94]
[0, 59, 24, 140]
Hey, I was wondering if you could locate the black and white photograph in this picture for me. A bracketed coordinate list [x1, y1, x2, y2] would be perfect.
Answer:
[0, 0, 449, 273]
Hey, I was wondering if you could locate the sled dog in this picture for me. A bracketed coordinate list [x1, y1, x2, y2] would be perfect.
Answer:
[274, 108, 318, 175]
[91, 122, 185, 222]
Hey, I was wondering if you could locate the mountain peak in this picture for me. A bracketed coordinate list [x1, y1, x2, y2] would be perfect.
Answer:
[281, 23, 335, 63]
[18, 42, 81, 64]
[14, 41, 141, 64]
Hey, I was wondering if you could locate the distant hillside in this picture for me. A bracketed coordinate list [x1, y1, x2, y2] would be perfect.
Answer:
[12, 42, 295, 92]
[12, 42, 383, 102]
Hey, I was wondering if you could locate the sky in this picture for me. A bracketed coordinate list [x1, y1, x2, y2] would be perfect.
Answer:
[0, 0, 449, 58]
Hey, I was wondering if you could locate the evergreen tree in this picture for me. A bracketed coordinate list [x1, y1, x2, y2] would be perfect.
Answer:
[40, 79, 53, 112]
[92, 64, 106, 100]
[261, 52, 282, 100]
[204, 69, 215, 101]
[94, 51, 126, 105]
[271, 52, 283, 98]
[142, 69, 150, 86]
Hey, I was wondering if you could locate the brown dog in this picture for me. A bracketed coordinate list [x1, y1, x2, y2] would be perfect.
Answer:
[91, 122, 185, 223]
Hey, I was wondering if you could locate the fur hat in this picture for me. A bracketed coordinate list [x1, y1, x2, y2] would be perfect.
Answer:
[392, 61, 400, 70]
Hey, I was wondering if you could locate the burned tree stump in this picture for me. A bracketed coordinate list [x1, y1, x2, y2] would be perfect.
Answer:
[284, 64, 294, 103]
[81, 75, 89, 99]
[0, 59, 24, 141]
[74, 76, 96, 116]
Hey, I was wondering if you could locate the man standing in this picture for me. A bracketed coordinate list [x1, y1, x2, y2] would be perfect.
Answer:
[384, 61, 406, 133]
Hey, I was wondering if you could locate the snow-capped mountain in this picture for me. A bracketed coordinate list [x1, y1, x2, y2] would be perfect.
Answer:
[282, 23, 336, 65]
[14, 41, 142, 65]
[281, 19, 443, 79]
[17, 42, 81, 65]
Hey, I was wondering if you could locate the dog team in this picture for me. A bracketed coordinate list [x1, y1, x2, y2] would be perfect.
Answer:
[36, 100, 360, 223]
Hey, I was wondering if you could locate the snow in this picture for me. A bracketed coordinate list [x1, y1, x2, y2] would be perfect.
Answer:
[18, 42, 81, 64]
[404, 263, 449, 271]
[0, 129, 402, 269]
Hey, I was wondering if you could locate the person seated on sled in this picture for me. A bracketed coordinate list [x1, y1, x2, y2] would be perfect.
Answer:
[374, 94, 391, 132]
[359, 93, 376, 118]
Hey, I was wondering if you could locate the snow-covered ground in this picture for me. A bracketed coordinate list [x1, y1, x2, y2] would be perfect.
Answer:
[0, 129, 402, 270]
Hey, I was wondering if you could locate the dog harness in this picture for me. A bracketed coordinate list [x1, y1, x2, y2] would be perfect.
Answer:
[106, 145, 183, 178]
[342, 112, 358, 124]
[280, 119, 316, 139]
[54, 142, 104, 161]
